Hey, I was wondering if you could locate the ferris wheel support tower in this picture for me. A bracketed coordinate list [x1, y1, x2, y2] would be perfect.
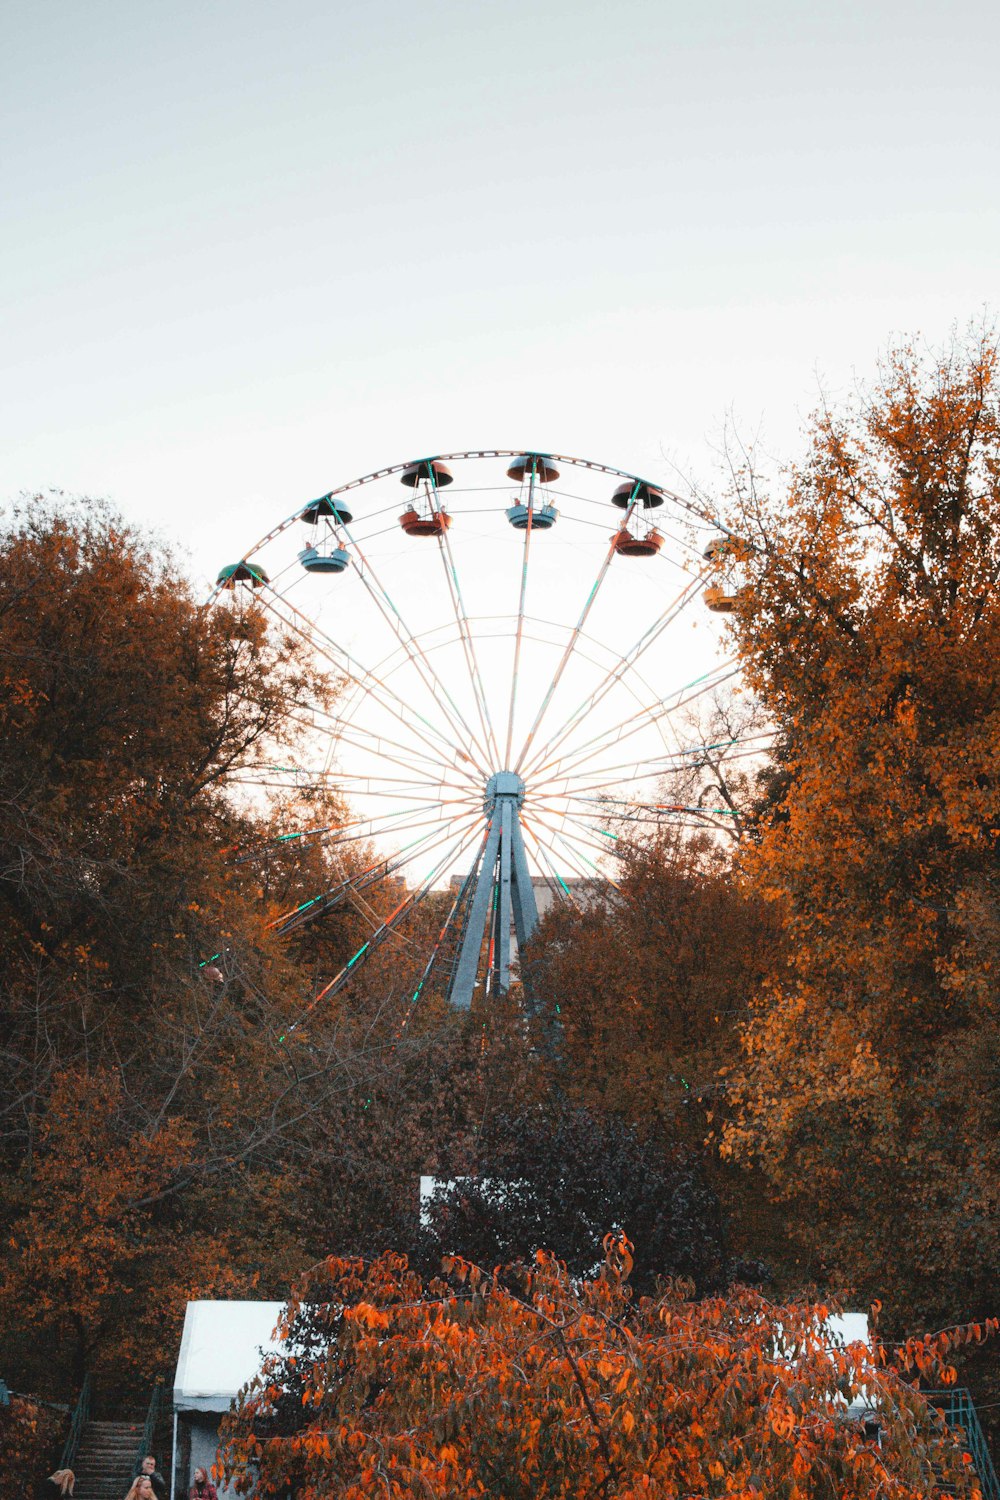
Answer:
[447, 771, 539, 1009]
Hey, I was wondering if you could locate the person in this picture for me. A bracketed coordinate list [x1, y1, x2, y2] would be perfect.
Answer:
[134, 1456, 167, 1500]
[37, 1470, 74, 1500]
[188, 1467, 218, 1500]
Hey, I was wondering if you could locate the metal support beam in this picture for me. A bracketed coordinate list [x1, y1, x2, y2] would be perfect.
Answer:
[495, 797, 513, 989]
[509, 811, 539, 949]
[446, 771, 540, 1010]
[447, 812, 502, 1009]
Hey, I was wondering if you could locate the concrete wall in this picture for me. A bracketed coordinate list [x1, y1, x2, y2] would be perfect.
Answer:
[173, 1413, 243, 1500]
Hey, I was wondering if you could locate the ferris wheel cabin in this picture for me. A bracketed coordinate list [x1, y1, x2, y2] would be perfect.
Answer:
[216, 561, 270, 589]
[703, 586, 742, 612]
[702, 534, 745, 610]
[298, 494, 353, 573]
[399, 458, 453, 536]
[506, 502, 558, 529]
[506, 453, 560, 484]
[301, 495, 354, 526]
[505, 453, 560, 530]
[611, 480, 665, 509]
[609, 477, 665, 556]
[299, 545, 350, 573]
[612, 527, 664, 557]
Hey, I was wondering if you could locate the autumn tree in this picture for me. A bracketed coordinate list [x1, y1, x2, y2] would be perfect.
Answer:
[220, 1241, 990, 1499]
[715, 329, 1000, 1338]
[422, 1100, 729, 1294]
[0, 1393, 64, 1500]
[0, 1069, 245, 1394]
[0, 499, 498, 1398]
[530, 830, 779, 1146]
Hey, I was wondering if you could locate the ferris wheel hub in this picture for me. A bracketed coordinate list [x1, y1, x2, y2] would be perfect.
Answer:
[484, 770, 526, 812]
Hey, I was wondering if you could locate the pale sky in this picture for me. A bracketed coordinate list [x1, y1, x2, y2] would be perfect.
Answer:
[5, 0, 997, 898]
[4, 0, 997, 589]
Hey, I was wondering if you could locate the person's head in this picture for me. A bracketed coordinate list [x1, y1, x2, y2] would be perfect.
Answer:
[135, 1479, 154, 1500]
[194, 1470, 207, 1486]
[49, 1472, 75, 1497]
[140, 1459, 157, 1477]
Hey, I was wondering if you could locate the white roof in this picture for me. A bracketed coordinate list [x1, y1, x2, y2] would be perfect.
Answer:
[172, 1299, 869, 1416]
[173, 1300, 286, 1412]
[826, 1312, 868, 1346]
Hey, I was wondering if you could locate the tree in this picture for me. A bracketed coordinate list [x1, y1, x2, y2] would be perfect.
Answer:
[0, 497, 337, 1145]
[715, 329, 1000, 1335]
[0, 1393, 63, 1500]
[0, 1069, 246, 1393]
[423, 1100, 729, 1294]
[220, 1241, 991, 1499]
[0, 499, 484, 1398]
[530, 831, 779, 1147]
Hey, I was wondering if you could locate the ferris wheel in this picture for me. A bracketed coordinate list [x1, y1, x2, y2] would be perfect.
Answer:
[212, 450, 747, 1016]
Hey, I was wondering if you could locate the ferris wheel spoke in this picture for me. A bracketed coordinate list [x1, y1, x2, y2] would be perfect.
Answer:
[512, 494, 641, 774]
[555, 793, 742, 843]
[314, 786, 478, 808]
[528, 803, 613, 864]
[305, 712, 479, 788]
[268, 820, 454, 933]
[564, 805, 730, 836]
[237, 766, 468, 796]
[529, 741, 760, 801]
[577, 726, 775, 787]
[528, 661, 741, 788]
[282, 709, 450, 773]
[246, 799, 466, 860]
[528, 658, 739, 786]
[561, 790, 740, 824]
[519, 570, 708, 781]
[426, 478, 503, 766]
[546, 730, 776, 795]
[400, 823, 492, 1023]
[258, 591, 473, 773]
[296, 818, 485, 1019]
[527, 814, 621, 893]
[263, 805, 474, 861]
[271, 813, 480, 935]
[226, 773, 470, 803]
[504, 466, 537, 769]
[520, 817, 582, 913]
[338, 521, 493, 771]
[530, 806, 626, 867]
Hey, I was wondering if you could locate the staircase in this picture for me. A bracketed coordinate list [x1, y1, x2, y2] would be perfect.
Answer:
[72, 1420, 143, 1500]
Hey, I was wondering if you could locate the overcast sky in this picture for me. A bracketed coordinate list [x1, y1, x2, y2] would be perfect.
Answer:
[3, 0, 997, 588]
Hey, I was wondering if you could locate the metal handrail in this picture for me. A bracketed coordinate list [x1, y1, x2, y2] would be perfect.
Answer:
[133, 1377, 164, 1475]
[924, 1387, 1000, 1500]
[59, 1373, 91, 1472]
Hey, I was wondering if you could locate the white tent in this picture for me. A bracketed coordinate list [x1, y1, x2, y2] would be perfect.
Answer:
[172, 1301, 286, 1500]
[174, 1300, 285, 1413]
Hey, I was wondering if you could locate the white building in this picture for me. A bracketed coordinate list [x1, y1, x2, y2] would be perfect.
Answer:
[172, 1301, 284, 1500]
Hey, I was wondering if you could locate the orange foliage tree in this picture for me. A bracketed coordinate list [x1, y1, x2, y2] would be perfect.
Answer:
[0, 499, 480, 1399]
[530, 830, 779, 1147]
[0, 1069, 246, 1390]
[0, 1394, 64, 1500]
[717, 328, 1000, 1330]
[220, 1240, 990, 1499]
